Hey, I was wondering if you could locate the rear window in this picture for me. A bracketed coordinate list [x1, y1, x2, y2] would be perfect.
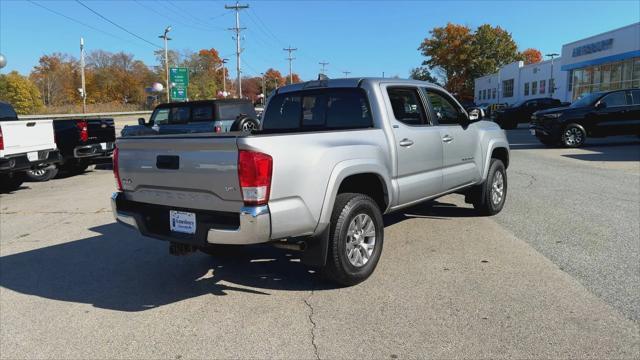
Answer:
[217, 102, 257, 120]
[192, 105, 214, 121]
[262, 88, 372, 131]
[0, 103, 18, 121]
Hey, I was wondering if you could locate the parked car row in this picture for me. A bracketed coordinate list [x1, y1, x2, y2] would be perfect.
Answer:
[0, 101, 116, 191]
[530, 88, 640, 147]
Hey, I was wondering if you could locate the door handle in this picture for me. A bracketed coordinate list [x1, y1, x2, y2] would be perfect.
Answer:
[442, 135, 454, 143]
[399, 138, 414, 147]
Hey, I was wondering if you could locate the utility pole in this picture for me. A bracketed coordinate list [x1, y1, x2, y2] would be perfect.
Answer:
[382, 71, 385, 78]
[342, 70, 351, 78]
[260, 72, 266, 105]
[79, 37, 87, 114]
[546, 53, 559, 96]
[283, 46, 297, 84]
[319, 61, 329, 75]
[158, 26, 172, 102]
[225, 1, 248, 98]
[221, 58, 229, 95]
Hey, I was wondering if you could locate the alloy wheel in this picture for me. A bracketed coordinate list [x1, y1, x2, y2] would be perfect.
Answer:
[345, 213, 376, 267]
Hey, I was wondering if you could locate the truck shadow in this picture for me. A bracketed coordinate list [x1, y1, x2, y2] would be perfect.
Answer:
[0, 200, 477, 312]
[384, 200, 478, 227]
[0, 223, 333, 312]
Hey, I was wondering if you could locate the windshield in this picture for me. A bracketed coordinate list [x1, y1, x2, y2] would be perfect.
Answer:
[570, 92, 602, 108]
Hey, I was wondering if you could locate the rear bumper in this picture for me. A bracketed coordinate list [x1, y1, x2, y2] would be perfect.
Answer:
[73, 142, 114, 158]
[0, 149, 61, 173]
[111, 192, 271, 246]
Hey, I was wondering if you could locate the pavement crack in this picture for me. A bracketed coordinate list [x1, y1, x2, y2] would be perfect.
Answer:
[513, 170, 537, 188]
[303, 290, 320, 360]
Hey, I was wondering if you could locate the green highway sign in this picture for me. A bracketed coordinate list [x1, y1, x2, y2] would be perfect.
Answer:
[169, 67, 189, 101]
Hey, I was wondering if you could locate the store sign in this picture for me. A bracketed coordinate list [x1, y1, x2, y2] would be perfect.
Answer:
[572, 38, 614, 57]
[169, 67, 189, 101]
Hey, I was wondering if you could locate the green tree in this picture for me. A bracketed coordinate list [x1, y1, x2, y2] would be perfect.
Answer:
[470, 25, 520, 79]
[0, 71, 43, 114]
[409, 66, 439, 84]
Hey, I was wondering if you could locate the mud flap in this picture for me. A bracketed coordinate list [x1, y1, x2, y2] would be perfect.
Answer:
[301, 225, 330, 267]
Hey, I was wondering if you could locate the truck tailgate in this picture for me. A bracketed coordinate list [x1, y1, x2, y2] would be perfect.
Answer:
[0, 119, 56, 157]
[117, 135, 244, 213]
[86, 118, 116, 142]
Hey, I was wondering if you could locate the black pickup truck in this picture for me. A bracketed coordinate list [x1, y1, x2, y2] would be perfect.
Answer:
[26, 118, 116, 181]
[494, 98, 570, 129]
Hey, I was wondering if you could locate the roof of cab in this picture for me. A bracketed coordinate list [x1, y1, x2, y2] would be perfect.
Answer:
[275, 77, 444, 94]
[155, 98, 252, 108]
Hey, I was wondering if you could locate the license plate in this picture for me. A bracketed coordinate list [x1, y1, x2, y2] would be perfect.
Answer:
[530, 129, 536, 135]
[27, 151, 38, 162]
[100, 142, 110, 150]
[170, 210, 196, 234]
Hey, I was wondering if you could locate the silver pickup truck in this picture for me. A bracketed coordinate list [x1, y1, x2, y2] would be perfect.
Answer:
[112, 78, 510, 285]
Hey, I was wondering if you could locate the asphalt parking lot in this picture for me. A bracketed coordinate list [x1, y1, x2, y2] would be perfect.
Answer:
[1, 126, 639, 359]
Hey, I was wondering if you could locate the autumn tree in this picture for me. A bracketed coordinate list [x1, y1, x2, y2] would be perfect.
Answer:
[183, 48, 228, 99]
[409, 66, 439, 84]
[519, 48, 543, 65]
[241, 76, 262, 102]
[0, 71, 43, 114]
[418, 23, 525, 99]
[30, 53, 79, 106]
[263, 68, 285, 95]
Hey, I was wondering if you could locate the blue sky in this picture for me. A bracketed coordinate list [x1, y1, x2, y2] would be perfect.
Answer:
[1, 0, 638, 80]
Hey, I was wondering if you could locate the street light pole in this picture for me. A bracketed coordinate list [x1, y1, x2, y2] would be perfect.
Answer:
[221, 58, 228, 95]
[260, 72, 266, 105]
[159, 26, 172, 103]
[546, 53, 559, 96]
[80, 37, 87, 114]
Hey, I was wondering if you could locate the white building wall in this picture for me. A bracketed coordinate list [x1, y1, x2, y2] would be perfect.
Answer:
[473, 22, 640, 105]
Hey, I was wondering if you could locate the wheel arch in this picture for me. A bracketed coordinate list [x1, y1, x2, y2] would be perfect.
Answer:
[482, 139, 510, 181]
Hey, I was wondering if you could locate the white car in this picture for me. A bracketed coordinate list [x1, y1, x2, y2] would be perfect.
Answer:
[0, 102, 61, 191]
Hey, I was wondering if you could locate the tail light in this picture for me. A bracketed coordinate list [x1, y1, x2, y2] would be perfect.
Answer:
[238, 150, 272, 206]
[113, 146, 123, 191]
[77, 120, 88, 142]
[214, 125, 222, 133]
[0, 127, 4, 150]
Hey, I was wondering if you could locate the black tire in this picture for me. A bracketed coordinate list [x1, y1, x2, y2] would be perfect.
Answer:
[60, 162, 89, 175]
[25, 166, 59, 182]
[472, 159, 507, 216]
[321, 193, 384, 286]
[231, 116, 260, 132]
[561, 123, 586, 148]
[0, 171, 26, 191]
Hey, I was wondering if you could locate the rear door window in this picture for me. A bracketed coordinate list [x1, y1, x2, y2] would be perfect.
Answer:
[387, 87, 427, 126]
[0, 103, 18, 121]
[631, 90, 640, 105]
[192, 105, 214, 121]
[170, 106, 191, 123]
[326, 91, 372, 128]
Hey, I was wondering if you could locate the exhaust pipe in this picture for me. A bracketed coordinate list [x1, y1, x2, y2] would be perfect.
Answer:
[271, 240, 306, 252]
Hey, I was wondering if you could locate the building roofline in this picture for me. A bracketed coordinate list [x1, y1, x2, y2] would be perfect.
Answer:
[562, 22, 639, 47]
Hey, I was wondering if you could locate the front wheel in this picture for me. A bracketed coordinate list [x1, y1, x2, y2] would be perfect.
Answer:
[26, 166, 58, 182]
[322, 193, 384, 286]
[472, 159, 507, 216]
[562, 124, 586, 148]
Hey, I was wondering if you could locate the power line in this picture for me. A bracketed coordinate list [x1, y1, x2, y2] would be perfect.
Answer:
[27, 0, 131, 45]
[134, 1, 224, 33]
[165, 0, 224, 29]
[75, 0, 162, 49]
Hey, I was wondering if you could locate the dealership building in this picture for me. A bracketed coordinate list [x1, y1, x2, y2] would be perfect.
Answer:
[474, 22, 640, 105]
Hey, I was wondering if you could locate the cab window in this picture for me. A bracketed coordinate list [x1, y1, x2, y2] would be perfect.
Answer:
[424, 90, 461, 125]
[601, 92, 628, 107]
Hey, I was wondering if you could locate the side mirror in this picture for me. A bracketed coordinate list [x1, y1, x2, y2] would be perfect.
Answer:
[138, 117, 146, 126]
[596, 101, 607, 110]
[467, 108, 483, 122]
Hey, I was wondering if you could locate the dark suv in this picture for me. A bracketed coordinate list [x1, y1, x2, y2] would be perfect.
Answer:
[122, 99, 259, 137]
[530, 88, 640, 147]
[494, 98, 568, 129]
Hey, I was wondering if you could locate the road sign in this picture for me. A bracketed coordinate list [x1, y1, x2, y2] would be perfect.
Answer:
[169, 67, 189, 101]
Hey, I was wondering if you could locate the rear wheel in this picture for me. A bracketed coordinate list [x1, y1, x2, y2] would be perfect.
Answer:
[472, 159, 507, 216]
[321, 193, 384, 286]
[0, 171, 26, 191]
[231, 116, 259, 132]
[26, 166, 58, 182]
[561, 124, 586, 148]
